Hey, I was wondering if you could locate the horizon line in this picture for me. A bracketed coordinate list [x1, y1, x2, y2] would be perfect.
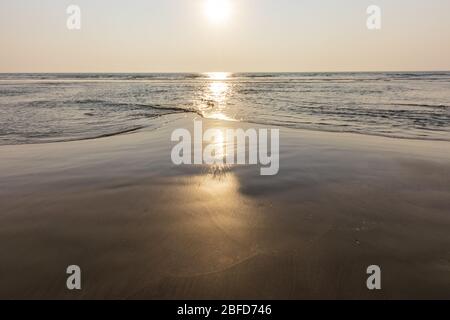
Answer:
[1, 70, 450, 74]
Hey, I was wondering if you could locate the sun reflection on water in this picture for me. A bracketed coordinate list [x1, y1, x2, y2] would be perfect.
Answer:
[205, 72, 231, 81]
[209, 82, 229, 101]
[197, 167, 238, 194]
[200, 72, 235, 121]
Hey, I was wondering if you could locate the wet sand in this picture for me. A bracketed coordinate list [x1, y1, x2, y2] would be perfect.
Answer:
[0, 114, 450, 299]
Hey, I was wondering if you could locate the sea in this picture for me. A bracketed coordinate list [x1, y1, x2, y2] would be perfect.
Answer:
[0, 72, 449, 145]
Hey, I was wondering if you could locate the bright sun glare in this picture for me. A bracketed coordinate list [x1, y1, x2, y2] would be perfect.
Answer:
[205, 0, 232, 24]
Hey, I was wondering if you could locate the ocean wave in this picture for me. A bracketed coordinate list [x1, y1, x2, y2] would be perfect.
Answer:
[0, 125, 149, 145]
[27, 99, 199, 115]
[387, 103, 450, 109]
[241, 118, 450, 141]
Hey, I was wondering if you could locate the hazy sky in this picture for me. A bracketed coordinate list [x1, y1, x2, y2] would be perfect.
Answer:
[1, 0, 449, 72]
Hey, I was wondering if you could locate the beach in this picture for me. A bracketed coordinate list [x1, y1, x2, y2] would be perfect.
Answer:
[0, 113, 449, 299]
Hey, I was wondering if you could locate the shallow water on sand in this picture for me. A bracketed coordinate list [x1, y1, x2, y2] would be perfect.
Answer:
[1, 72, 449, 145]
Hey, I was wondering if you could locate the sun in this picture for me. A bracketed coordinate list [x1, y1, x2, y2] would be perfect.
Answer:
[204, 0, 232, 24]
